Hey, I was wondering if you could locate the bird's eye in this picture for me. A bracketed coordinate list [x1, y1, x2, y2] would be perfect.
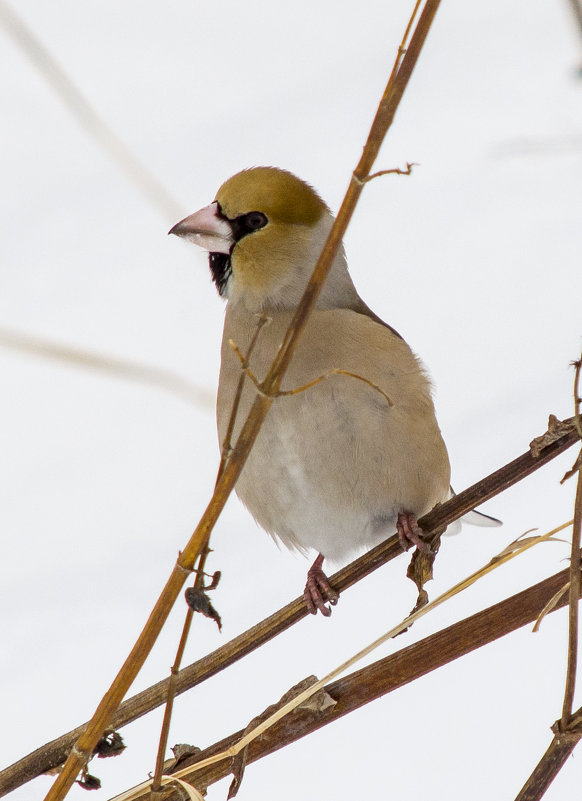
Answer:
[244, 211, 268, 231]
[230, 210, 269, 242]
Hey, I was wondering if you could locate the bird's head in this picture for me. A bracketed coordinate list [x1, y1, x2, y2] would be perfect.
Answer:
[170, 167, 356, 311]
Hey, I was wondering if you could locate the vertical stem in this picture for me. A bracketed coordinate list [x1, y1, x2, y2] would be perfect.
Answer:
[150, 550, 209, 794]
[560, 358, 582, 725]
[149, 319, 273, 794]
[561, 472, 582, 724]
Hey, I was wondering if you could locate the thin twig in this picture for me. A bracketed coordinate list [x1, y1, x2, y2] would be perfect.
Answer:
[361, 162, 417, 182]
[572, 357, 582, 441]
[40, 6, 444, 799]
[514, 358, 582, 801]
[385, 0, 423, 85]
[112, 561, 582, 801]
[218, 315, 270, 478]
[228, 338, 393, 406]
[151, 320, 271, 795]
[566, 0, 582, 47]
[1, 415, 578, 797]
[0, 328, 214, 410]
[0, 1, 183, 221]
[150, 548, 210, 796]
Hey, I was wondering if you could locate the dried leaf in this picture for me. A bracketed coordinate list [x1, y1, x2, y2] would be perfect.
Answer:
[530, 415, 573, 457]
[94, 730, 126, 759]
[297, 688, 337, 713]
[162, 743, 202, 774]
[204, 570, 221, 591]
[533, 581, 570, 632]
[228, 677, 323, 798]
[184, 588, 222, 631]
[76, 773, 101, 791]
[561, 449, 582, 484]
[405, 529, 443, 614]
[490, 531, 566, 564]
[171, 744, 202, 763]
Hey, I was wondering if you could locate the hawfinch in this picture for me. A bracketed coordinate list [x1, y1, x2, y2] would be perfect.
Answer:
[171, 167, 497, 616]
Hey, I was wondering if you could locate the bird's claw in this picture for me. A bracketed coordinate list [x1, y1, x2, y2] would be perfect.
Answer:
[396, 511, 432, 554]
[304, 558, 339, 616]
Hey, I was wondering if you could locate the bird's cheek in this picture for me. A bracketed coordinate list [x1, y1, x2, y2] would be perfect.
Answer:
[231, 235, 281, 292]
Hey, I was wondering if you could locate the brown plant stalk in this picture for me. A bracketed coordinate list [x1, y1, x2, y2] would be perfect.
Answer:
[561, 357, 582, 726]
[40, 4, 443, 799]
[1, 415, 578, 797]
[150, 319, 269, 794]
[513, 470, 582, 801]
[149, 549, 208, 798]
[514, 357, 582, 801]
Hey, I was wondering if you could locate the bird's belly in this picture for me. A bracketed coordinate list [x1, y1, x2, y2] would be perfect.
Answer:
[232, 398, 447, 562]
[236, 431, 380, 561]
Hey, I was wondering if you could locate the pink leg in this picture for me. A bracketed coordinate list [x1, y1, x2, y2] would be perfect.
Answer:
[303, 554, 339, 617]
[396, 511, 432, 554]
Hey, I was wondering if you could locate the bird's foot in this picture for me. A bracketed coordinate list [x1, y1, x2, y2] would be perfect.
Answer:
[304, 554, 339, 617]
[396, 511, 432, 554]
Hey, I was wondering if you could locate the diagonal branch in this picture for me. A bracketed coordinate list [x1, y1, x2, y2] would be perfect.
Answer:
[1, 414, 578, 797]
[110, 563, 582, 801]
[39, 5, 444, 799]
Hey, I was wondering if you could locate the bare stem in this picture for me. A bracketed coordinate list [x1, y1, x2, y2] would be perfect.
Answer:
[150, 548, 209, 794]
[218, 315, 270, 479]
[515, 358, 582, 801]
[560, 356, 582, 725]
[41, 6, 443, 799]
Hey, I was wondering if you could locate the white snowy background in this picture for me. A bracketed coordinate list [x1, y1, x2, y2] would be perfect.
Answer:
[1, 1, 582, 799]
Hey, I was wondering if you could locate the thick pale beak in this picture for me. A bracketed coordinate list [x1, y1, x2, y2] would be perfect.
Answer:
[169, 202, 233, 254]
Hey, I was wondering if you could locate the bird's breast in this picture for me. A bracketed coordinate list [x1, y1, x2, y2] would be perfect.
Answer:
[216, 304, 451, 561]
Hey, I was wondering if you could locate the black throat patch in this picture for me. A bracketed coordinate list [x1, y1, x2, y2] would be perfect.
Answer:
[208, 252, 232, 297]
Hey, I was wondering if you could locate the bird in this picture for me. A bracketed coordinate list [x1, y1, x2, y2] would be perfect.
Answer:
[170, 167, 499, 616]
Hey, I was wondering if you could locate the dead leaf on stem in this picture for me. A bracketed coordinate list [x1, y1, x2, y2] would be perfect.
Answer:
[533, 581, 571, 632]
[530, 415, 575, 457]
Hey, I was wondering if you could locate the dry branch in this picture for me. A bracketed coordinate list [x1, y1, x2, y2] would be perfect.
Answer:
[514, 361, 582, 801]
[38, 5, 444, 799]
[111, 563, 582, 801]
[0, 328, 213, 409]
[1, 414, 578, 797]
[514, 709, 582, 801]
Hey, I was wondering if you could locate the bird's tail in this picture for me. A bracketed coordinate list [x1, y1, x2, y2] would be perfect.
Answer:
[445, 486, 502, 535]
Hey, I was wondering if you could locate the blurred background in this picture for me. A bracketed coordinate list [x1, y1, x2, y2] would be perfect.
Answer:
[1, 1, 581, 799]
